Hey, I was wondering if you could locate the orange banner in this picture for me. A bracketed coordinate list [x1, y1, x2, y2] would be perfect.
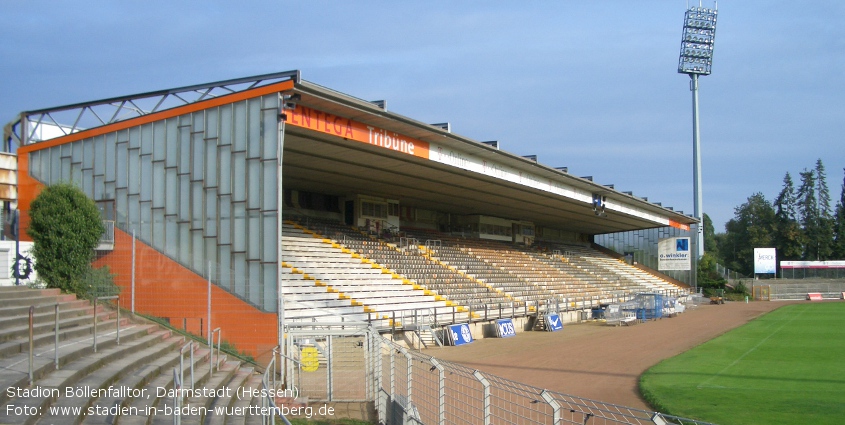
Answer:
[668, 220, 691, 231]
[285, 105, 430, 159]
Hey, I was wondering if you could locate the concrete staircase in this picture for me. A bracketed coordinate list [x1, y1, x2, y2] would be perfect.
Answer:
[0, 286, 276, 425]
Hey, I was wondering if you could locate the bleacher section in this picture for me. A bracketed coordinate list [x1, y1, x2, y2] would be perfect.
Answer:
[281, 215, 687, 324]
[281, 222, 453, 324]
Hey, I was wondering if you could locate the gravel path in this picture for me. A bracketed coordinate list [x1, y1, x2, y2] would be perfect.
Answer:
[424, 300, 796, 411]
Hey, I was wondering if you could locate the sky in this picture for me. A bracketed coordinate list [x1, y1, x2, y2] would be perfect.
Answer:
[1, 1, 843, 232]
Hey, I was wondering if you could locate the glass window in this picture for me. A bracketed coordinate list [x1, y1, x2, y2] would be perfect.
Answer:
[191, 182, 203, 229]
[128, 127, 140, 149]
[218, 145, 231, 195]
[152, 162, 165, 208]
[219, 105, 232, 146]
[262, 161, 277, 211]
[233, 102, 246, 152]
[165, 215, 179, 259]
[263, 263, 277, 312]
[233, 252, 246, 297]
[93, 136, 105, 176]
[206, 108, 218, 138]
[166, 120, 178, 168]
[152, 208, 164, 248]
[153, 121, 166, 162]
[115, 143, 127, 188]
[247, 210, 260, 260]
[165, 168, 178, 215]
[140, 155, 152, 202]
[192, 230, 204, 272]
[262, 212, 276, 262]
[128, 148, 140, 195]
[262, 108, 277, 160]
[232, 152, 246, 202]
[219, 195, 231, 245]
[247, 159, 260, 210]
[191, 132, 204, 181]
[179, 126, 191, 174]
[218, 245, 231, 290]
[140, 202, 151, 243]
[105, 133, 116, 181]
[193, 112, 204, 133]
[248, 261, 261, 306]
[82, 139, 93, 169]
[29, 151, 41, 180]
[140, 124, 152, 155]
[247, 99, 261, 159]
[82, 169, 93, 198]
[205, 238, 217, 273]
[93, 176, 105, 200]
[205, 188, 217, 237]
[179, 222, 191, 265]
[205, 139, 218, 187]
[233, 202, 246, 252]
[179, 175, 190, 221]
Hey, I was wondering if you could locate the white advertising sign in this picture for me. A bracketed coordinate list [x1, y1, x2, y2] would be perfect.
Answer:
[658, 237, 691, 271]
[753, 248, 777, 274]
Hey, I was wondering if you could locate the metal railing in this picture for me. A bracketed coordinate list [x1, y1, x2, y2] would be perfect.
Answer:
[27, 296, 121, 384]
[261, 354, 292, 425]
[209, 327, 221, 377]
[370, 332, 716, 425]
[93, 295, 120, 352]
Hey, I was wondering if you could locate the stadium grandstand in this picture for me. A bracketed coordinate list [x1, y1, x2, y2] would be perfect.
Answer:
[0, 70, 710, 424]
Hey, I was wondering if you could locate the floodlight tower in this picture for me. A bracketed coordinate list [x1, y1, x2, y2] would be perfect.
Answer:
[678, 3, 717, 259]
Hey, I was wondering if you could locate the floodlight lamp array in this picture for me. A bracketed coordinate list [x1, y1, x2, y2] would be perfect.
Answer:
[677, 6, 718, 75]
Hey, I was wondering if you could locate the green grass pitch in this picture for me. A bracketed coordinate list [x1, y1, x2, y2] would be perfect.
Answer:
[640, 302, 845, 425]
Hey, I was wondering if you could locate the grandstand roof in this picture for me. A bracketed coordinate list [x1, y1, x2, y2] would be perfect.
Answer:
[6, 70, 696, 235]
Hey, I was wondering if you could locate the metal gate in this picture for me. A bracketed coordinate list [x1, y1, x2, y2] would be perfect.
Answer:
[283, 321, 372, 401]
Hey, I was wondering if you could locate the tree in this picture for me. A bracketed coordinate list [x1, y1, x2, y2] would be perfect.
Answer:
[702, 213, 718, 259]
[772, 172, 803, 261]
[834, 168, 845, 258]
[814, 159, 835, 260]
[718, 193, 776, 276]
[28, 183, 105, 297]
[797, 168, 820, 260]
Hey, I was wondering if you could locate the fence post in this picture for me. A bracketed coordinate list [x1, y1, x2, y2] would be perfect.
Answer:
[473, 370, 491, 425]
[430, 358, 445, 425]
[400, 347, 413, 406]
[131, 229, 136, 313]
[29, 306, 34, 384]
[541, 390, 561, 425]
[93, 297, 98, 352]
[54, 304, 60, 370]
[327, 335, 333, 401]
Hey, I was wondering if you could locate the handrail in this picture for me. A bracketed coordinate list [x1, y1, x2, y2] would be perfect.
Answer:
[93, 295, 120, 352]
[172, 368, 181, 425]
[261, 355, 292, 425]
[210, 327, 221, 376]
[179, 340, 194, 393]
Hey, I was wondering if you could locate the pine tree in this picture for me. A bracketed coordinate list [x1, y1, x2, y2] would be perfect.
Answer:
[814, 159, 834, 260]
[833, 168, 845, 259]
[773, 172, 803, 260]
[797, 168, 820, 260]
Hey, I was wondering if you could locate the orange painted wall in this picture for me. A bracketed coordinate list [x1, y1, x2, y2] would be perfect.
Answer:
[94, 228, 279, 359]
[14, 82, 295, 360]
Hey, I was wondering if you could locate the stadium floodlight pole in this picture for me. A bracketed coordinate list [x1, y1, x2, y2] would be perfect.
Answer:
[678, 2, 717, 260]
